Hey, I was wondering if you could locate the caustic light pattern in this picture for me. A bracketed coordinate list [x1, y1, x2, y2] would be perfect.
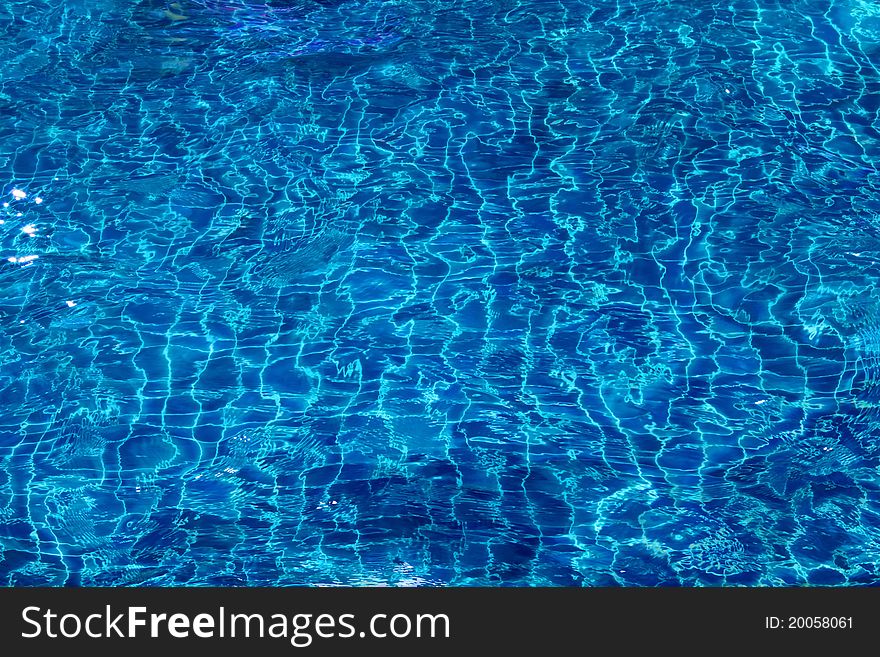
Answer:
[1, 0, 880, 586]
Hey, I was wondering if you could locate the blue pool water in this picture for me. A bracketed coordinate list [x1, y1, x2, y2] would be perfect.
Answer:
[2, 0, 880, 587]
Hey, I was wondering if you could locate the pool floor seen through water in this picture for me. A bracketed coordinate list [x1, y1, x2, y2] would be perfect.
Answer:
[1, 0, 880, 586]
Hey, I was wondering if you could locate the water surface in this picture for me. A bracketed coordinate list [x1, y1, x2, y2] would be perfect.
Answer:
[1, 0, 880, 586]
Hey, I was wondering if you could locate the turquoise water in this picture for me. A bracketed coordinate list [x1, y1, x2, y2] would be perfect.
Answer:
[2, 0, 880, 586]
